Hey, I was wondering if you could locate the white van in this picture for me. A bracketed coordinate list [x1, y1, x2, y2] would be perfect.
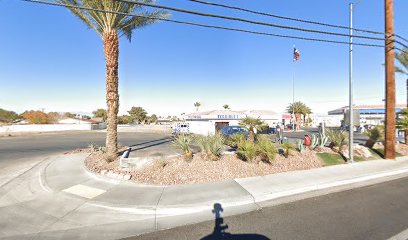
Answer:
[172, 122, 190, 134]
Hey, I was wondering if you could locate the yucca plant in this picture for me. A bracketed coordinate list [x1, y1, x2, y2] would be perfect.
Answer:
[256, 135, 277, 163]
[197, 134, 225, 160]
[59, 0, 168, 158]
[365, 126, 384, 148]
[326, 129, 348, 152]
[239, 116, 264, 143]
[225, 133, 245, 148]
[173, 134, 193, 160]
[236, 140, 257, 161]
[281, 142, 295, 158]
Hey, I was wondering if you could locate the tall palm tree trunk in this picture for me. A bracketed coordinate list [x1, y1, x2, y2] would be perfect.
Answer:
[103, 30, 119, 157]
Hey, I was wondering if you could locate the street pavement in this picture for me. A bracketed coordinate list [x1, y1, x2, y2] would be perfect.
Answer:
[1, 130, 407, 240]
[124, 175, 408, 240]
[1, 151, 408, 239]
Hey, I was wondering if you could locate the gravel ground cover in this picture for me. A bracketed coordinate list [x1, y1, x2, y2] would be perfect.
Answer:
[84, 147, 323, 185]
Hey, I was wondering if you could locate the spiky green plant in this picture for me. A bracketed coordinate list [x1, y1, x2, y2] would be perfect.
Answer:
[326, 129, 348, 151]
[236, 140, 257, 161]
[397, 108, 408, 145]
[59, 0, 168, 158]
[318, 132, 329, 148]
[239, 116, 264, 143]
[365, 126, 384, 148]
[225, 133, 245, 148]
[297, 139, 306, 153]
[173, 134, 193, 160]
[281, 142, 295, 158]
[196, 134, 225, 160]
[256, 135, 277, 163]
[310, 134, 318, 150]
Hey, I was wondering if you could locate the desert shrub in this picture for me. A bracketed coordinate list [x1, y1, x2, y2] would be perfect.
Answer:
[173, 134, 193, 160]
[280, 142, 295, 158]
[0, 108, 21, 124]
[197, 133, 225, 160]
[256, 135, 277, 162]
[88, 143, 106, 153]
[155, 158, 168, 169]
[88, 143, 99, 152]
[22, 111, 50, 124]
[225, 133, 245, 148]
[326, 129, 348, 151]
[236, 140, 257, 161]
[364, 126, 384, 148]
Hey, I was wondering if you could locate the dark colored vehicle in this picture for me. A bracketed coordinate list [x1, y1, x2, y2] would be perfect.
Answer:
[220, 126, 249, 138]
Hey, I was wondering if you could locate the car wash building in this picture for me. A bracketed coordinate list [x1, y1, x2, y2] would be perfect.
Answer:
[185, 110, 281, 135]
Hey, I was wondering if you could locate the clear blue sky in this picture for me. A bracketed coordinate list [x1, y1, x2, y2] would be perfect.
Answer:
[1, 0, 407, 116]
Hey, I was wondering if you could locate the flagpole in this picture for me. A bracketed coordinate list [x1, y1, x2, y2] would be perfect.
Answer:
[349, 3, 354, 163]
[292, 45, 296, 132]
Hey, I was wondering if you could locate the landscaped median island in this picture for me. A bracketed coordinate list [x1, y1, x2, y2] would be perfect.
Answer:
[79, 126, 408, 185]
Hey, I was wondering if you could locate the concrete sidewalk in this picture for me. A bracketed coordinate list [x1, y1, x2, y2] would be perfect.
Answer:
[1, 154, 408, 239]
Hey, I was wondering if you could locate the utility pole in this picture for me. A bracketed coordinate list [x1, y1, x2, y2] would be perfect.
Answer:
[384, 0, 396, 159]
[349, 2, 354, 163]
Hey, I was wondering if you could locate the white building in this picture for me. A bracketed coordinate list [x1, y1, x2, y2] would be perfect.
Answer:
[328, 104, 405, 126]
[309, 114, 343, 127]
[185, 110, 281, 135]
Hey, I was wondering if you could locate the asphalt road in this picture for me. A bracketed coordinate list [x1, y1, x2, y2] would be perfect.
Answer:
[124, 176, 408, 240]
[0, 131, 172, 170]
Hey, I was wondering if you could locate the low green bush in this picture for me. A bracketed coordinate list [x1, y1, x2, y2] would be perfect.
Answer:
[256, 136, 277, 163]
[236, 136, 277, 162]
[236, 140, 257, 161]
[326, 129, 348, 151]
[364, 126, 384, 148]
[280, 142, 295, 158]
[225, 133, 245, 148]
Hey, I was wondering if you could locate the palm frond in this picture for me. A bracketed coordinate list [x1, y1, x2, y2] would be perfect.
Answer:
[59, 0, 169, 40]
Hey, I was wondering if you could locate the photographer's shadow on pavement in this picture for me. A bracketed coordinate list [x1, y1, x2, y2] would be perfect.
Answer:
[200, 203, 270, 240]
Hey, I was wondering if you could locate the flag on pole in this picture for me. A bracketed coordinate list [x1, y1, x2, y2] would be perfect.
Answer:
[293, 48, 300, 62]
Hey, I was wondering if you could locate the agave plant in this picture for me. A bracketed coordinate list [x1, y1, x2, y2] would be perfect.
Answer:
[326, 129, 348, 152]
[364, 126, 384, 148]
[173, 134, 193, 160]
[196, 134, 225, 160]
[297, 139, 306, 153]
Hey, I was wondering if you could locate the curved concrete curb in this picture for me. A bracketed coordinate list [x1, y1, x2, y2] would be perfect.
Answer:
[40, 154, 408, 220]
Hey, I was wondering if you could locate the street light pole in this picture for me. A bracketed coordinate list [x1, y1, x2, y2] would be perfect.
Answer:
[349, 2, 354, 163]
[384, 0, 396, 159]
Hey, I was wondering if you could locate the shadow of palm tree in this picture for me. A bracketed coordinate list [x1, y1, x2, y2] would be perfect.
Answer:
[200, 203, 270, 240]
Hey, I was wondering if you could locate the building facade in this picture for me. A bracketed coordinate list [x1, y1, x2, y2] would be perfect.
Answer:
[184, 110, 281, 135]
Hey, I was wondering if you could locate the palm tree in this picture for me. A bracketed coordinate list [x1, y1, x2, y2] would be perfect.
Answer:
[194, 102, 201, 112]
[239, 116, 264, 143]
[60, 0, 167, 157]
[223, 104, 230, 110]
[303, 106, 312, 124]
[395, 48, 408, 144]
[397, 108, 408, 144]
[286, 101, 311, 129]
[395, 48, 408, 106]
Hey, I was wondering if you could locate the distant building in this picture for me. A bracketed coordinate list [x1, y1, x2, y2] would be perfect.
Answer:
[185, 110, 281, 135]
[328, 104, 405, 126]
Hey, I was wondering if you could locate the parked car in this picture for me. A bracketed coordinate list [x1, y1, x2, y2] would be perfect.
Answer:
[220, 126, 248, 138]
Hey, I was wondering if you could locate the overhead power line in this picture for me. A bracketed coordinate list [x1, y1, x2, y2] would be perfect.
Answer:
[20, 0, 408, 54]
[117, 0, 408, 49]
[186, 0, 408, 45]
[117, 0, 386, 42]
